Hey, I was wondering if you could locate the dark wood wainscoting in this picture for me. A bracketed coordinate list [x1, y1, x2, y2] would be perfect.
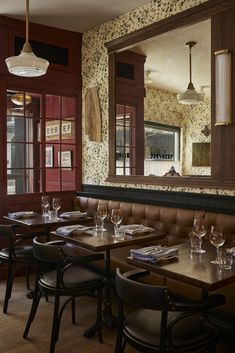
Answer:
[79, 184, 235, 215]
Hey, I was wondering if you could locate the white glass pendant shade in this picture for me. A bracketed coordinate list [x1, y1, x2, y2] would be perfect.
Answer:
[177, 83, 205, 105]
[177, 41, 204, 105]
[5, 0, 49, 77]
[6, 44, 49, 77]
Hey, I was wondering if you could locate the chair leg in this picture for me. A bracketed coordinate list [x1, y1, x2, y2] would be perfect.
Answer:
[3, 261, 14, 314]
[71, 296, 76, 324]
[23, 285, 42, 338]
[26, 264, 30, 291]
[49, 293, 60, 353]
[97, 288, 103, 343]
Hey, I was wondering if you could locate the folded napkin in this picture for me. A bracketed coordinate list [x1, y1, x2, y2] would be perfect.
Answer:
[56, 225, 93, 236]
[119, 224, 155, 235]
[60, 211, 88, 219]
[8, 211, 37, 219]
[129, 246, 179, 263]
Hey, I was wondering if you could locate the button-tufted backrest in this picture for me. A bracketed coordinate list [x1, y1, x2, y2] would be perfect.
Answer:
[74, 196, 209, 245]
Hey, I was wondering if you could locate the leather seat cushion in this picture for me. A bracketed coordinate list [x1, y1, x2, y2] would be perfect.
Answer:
[0, 245, 33, 260]
[40, 265, 103, 289]
[124, 309, 216, 348]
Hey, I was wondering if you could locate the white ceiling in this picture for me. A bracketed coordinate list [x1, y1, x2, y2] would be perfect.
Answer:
[0, 0, 151, 32]
[131, 19, 211, 95]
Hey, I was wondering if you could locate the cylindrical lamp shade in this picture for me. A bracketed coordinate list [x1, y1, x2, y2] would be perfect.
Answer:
[215, 49, 231, 125]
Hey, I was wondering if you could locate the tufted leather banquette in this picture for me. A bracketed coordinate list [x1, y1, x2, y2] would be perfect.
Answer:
[73, 196, 235, 316]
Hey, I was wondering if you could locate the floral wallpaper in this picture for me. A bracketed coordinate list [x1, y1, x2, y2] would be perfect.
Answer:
[144, 86, 211, 176]
[82, 0, 235, 196]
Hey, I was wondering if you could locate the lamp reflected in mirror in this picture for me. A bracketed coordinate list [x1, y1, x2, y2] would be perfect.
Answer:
[11, 92, 32, 106]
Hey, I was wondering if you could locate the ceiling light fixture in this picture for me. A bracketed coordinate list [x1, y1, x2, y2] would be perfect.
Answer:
[177, 41, 204, 105]
[5, 0, 49, 77]
[11, 92, 32, 106]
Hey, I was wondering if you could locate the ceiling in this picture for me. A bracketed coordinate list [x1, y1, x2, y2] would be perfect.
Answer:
[0, 0, 151, 32]
[131, 19, 211, 95]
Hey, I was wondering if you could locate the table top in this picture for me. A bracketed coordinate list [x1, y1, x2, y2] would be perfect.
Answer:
[52, 224, 165, 252]
[127, 242, 235, 291]
[4, 214, 93, 229]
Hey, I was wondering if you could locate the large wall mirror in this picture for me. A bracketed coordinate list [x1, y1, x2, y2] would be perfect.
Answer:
[106, 0, 235, 188]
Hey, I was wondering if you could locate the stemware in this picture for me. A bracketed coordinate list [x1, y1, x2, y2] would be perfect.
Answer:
[110, 209, 122, 237]
[209, 225, 225, 264]
[41, 195, 50, 217]
[191, 218, 206, 253]
[96, 204, 108, 231]
[52, 198, 61, 220]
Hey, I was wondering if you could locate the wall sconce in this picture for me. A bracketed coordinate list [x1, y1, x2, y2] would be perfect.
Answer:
[201, 125, 211, 137]
[215, 49, 231, 125]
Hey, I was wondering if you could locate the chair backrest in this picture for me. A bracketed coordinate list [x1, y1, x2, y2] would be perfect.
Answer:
[0, 225, 14, 240]
[116, 268, 174, 311]
[33, 237, 64, 263]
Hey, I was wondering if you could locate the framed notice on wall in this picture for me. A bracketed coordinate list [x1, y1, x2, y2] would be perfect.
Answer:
[192, 143, 211, 167]
[58, 151, 72, 169]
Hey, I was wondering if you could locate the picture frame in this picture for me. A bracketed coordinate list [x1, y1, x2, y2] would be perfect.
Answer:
[45, 146, 54, 167]
[58, 150, 72, 169]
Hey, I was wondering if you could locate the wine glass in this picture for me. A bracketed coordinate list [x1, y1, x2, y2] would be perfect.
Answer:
[96, 204, 108, 231]
[209, 225, 225, 264]
[192, 218, 206, 253]
[41, 195, 50, 217]
[52, 198, 61, 220]
[111, 209, 122, 237]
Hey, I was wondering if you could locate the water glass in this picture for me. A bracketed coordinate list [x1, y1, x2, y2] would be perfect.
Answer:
[218, 248, 233, 270]
[111, 209, 122, 237]
[41, 195, 50, 217]
[209, 225, 225, 264]
[190, 232, 202, 253]
[115, 227, 126, 241]
[52, 198, 61, 220]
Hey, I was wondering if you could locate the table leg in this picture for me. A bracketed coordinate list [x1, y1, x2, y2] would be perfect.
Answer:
[102, 249, 116, 327]
[83, 249, 116, 338]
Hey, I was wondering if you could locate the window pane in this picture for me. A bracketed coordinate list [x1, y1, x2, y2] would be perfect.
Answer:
[45, 95, 60, 119]
[46, 168, 60, 192]
[7, 169, 40, 194]
[62, 169, 75, 190]
[7, 116, 39, 143]
[62, 96, 75, 120]
[7, 143, 40, 168]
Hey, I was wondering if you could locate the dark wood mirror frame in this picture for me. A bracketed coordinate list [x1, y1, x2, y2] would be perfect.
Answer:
[105, 0, 235, 189]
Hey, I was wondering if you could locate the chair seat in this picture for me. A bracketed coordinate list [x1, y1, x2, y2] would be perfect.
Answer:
[40, 265, 103, 291]
[0, 245, 33, 260]
[124, 308, 216, 349]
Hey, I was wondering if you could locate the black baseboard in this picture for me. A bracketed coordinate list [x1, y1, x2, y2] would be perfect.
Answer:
[78, 184, 235, 215]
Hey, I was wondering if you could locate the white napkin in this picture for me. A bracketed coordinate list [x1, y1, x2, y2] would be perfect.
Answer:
[120, 224, 154, 235]
[228, 247, 235, 257]
[129, 246, 179, 263]
[60, 211, 87, 219]
[56, 225, 93, 236]
[8, 211, 37, 219]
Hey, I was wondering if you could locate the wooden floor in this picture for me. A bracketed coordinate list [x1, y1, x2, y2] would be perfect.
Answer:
[0, 277, 234, 353]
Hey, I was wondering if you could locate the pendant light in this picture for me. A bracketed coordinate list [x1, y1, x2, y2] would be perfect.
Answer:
[177, 41, 204, 105]
[5, 0, 49, 77]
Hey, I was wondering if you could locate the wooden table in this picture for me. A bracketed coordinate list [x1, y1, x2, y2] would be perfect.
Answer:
[127, 242, 235, 293]
[4, 214, 93, 240]
[52, 224, 165, 331]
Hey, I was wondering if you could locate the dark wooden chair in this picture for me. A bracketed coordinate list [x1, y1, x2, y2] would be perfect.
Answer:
[115, 268, 225, 353]
[0, 224, 36, 313]
[23, 236, 104, 353]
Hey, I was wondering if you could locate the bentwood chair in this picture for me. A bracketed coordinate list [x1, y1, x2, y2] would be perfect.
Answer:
[115, 268, 225, 353]
[0, 224, 35, 313]
[23, 237, 104, 353]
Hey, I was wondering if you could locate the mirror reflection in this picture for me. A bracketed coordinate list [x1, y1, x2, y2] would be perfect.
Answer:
[115, 19, 211, 177]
